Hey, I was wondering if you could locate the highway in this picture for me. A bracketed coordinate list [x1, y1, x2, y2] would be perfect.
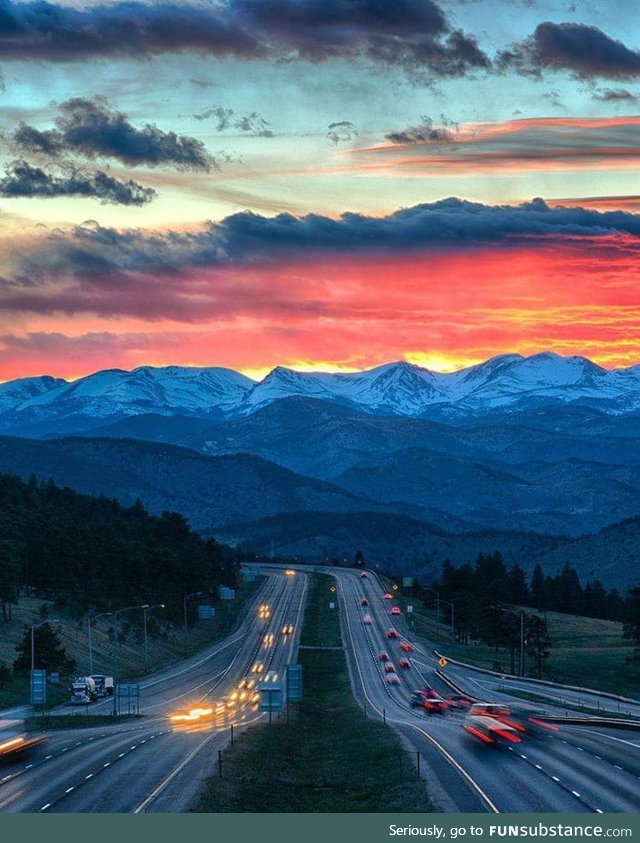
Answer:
[0, 568, 307, 813]
[333, 568, 640, 814]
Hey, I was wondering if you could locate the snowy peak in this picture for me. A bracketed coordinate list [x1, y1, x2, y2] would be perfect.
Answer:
[5, 352, 640, 431]
[0, 375, 67, 413]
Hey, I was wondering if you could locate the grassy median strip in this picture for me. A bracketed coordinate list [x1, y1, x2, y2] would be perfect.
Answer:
[196, 574, 434, 812]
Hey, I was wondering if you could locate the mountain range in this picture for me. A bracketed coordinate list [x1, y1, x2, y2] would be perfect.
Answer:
[3, 352, 640, 588]
[5, 352, 640, 436]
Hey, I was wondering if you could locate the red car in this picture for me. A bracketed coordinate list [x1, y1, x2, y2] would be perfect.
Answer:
[390, 606, 401, 616]
[378, 651, 390, 661]
[399, 642, 414, 652]
[360, 572, 368, 578]
[410, 689, 448, 715]
[386, 673, 401, 685]
[360, 598, 369, 606]
[384, 662, 396, 673]
[383, 593, 393, 600]
[387, 628, 399, 638]
[446, 694, 473, 710]
[399, 658, 411, 669]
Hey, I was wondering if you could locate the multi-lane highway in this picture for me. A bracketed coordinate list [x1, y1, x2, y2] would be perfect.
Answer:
[333, 568, 640, 814]
[0, 568, 306, 813]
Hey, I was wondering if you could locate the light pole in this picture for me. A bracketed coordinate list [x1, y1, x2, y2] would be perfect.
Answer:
[111, 605, 147, 716]
[422, 586, 441, 625]
[30, 619, 60, 706]
[183, 592, 203, 636]
[142, 604, 165, 672]
[88, 610, 116, 675]
[492, 606, 526, 677]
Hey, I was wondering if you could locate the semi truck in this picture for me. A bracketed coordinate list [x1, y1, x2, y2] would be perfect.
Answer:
[90, 675, 114, 697]
[70, 676, 97, 705]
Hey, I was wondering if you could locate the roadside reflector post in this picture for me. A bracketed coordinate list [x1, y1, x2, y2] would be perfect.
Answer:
[383, 708, 386, 726]
[230, 724, 234, 747]
[416, 751, 421, 778]
[218, 749, 223, 778]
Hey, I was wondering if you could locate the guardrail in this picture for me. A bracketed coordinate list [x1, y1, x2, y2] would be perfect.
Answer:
[434, 669, 640, 731]
[433, 648, 640, 707]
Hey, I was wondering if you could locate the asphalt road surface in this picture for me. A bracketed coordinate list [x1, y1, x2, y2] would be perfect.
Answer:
[0, 569, 307, 813]
[332, 568, 640, 814]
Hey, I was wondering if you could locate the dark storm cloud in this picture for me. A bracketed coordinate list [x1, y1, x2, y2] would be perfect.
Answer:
[193, 105, 273, 137]
[385, 115, 457, 145]
[499, 22, 640, 80]
[12, 97, 215, 171]
[11, 196, 640, 279]
[592, 87, 637, 103]
[326, 121, 357, 145]
[0, 0, 491, 79]
[0, 160, 156, 205]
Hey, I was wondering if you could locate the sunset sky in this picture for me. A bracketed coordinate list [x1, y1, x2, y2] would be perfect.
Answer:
[1, 0, 640, 380]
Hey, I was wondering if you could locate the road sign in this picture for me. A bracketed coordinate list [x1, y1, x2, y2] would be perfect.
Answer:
[402, 577, 414, 588]
[116, 682, 140, 715]
[329, 602, 335, 609]
[259, 683, 283, 712]
[198, 604, 215, 620]
[330, 586, 336, 592]
[407, 605, 414, 613]
[392, 584, 399, 591]
[286, 664, 303, 702]
[437, 657, 448, 668]
[30, 669, 47, 705]
[219, 586, 235, 600]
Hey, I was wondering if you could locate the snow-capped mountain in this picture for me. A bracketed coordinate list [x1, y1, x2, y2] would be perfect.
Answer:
[0, 366, 254, 435]
[0, 375, 66, 413]
[5, 352, 640, 436]
[236, 361, 445, 416]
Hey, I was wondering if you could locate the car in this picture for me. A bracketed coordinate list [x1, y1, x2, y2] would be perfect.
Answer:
[281, 624, 294, 634]
[360, 598, 369, 606]
[363, 614, 373, 624]
[387, 628, 399, 638]
[386, 672, 401, 685]
[469, 703, 557, 736]
[390, 606, 401, 616]
[383, 593, 394, 600]
[445, 694, 473, 710]
[399, 642, 415, 652]
[384, 662, 396, 673]
[360, 572, 368, 578]
[378, 651, 390, 661]
[251, 662, 265, 673]
[410, 689, 448, 714]
[398, 658, 411, 669]
[463, 708, 523, 745]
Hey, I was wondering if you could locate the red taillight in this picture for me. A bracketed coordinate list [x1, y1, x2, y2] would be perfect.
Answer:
[528, 717, 559, 731]
[493, 727, 522, 743]
[464, 725, 494, 744]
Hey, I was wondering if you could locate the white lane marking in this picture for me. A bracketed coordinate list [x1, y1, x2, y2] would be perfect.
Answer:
[130, 745, 137, 750]
[572, 790, 581, 798]
[86, 774, 93, 779]
[614, 765, 623, 770]
[596, 809, 604, 814]
[534, 764, 542, 770]
[1, 776, 10, 782]
[552, 776, 560, 782]
[595, 755, 602, 760]
[118, 753, 125, 758]
[65, 787, 74, 794]
[581, 729, 640, 749]
[576, 747, 584, 751]
[25, 764, 33, 769]
[61, 747, 68, 752]
[40, 803, 50, 812]
[45, 755, 52, 760]
[333, 570, 500, 815]
[103, 762, 110, 767]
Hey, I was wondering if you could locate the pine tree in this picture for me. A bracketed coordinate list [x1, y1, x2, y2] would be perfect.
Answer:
[13, 623, 76, 676]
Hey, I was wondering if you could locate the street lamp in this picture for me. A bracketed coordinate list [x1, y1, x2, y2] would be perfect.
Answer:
[87, 610, 117, 675]
[141, 604, 165, 672]
[30, 619, 60, 707]
[111, 604, 148, 716]
[422, 586, 441, 625]
[491, 606, 526, 677]
[183, 592, 203, 635]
